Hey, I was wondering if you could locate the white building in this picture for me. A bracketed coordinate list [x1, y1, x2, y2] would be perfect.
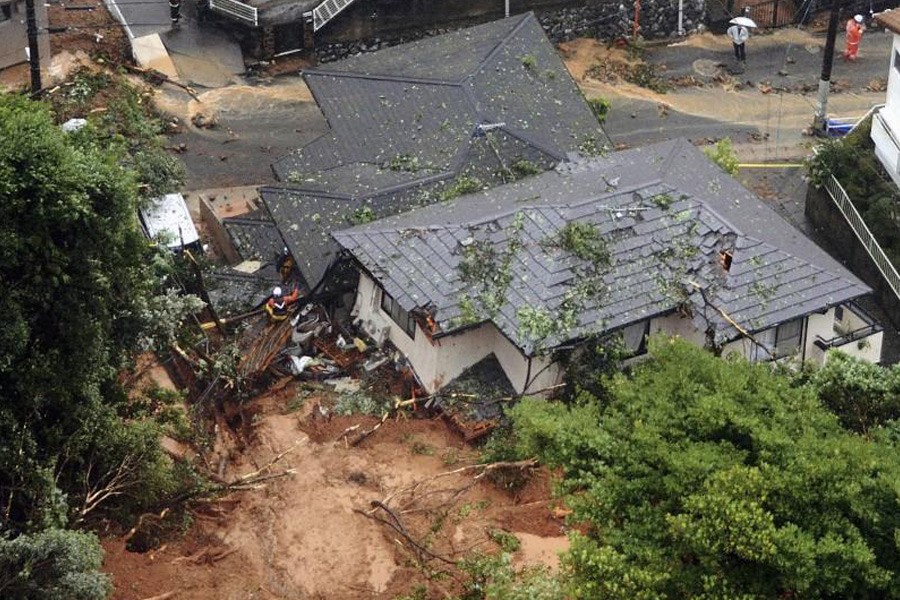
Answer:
[872, 10, 900, 187]
[335, 140, 884, 394]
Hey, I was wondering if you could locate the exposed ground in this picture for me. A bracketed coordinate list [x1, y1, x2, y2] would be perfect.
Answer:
[103, 378, 567, 599]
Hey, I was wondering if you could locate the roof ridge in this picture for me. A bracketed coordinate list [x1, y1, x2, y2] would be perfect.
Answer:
[259, 185, 353, 200]
[496, 125, 567, 161]
[464, 12, 535, 84]
[305, 70, 464, 87]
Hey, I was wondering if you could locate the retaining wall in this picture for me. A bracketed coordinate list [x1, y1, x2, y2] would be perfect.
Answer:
[249, 0, 707, 59]
[805, 185, 900, 328]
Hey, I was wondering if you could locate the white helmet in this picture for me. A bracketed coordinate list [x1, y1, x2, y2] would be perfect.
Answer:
[854, 14, 863, 22]
[272, 286, 283, 297]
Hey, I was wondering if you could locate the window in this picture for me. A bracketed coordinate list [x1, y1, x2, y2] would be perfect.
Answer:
[380, 289, 416, 340]
[774, 318, 803, 358]
[834, 305, 844, 322]
[0, 3, 12, 22]
[621, 320, 650, 356]
[748, 319, 803, 361]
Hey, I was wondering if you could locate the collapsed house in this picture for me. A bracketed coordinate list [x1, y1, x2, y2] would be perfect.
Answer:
[262, 12, 607, 297]
[333, 139, 884, 394]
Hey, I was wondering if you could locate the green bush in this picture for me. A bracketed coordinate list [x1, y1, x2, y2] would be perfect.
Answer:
[702, 137, 739, 175]
[807, 120, 900, 266]
[0, 529, 111, 600]
[587, 98, 611, 123]
[508, 338, 900, 598]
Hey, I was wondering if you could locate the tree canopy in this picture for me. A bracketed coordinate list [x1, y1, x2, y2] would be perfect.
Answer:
[505, 338, 900, 599]
[0, 84, 187, 598]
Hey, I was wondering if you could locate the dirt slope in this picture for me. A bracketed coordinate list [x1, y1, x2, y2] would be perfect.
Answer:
[103, 383, 566, 599]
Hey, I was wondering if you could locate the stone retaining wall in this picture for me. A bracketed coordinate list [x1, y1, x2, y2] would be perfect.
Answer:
[311, 0, 706, 62]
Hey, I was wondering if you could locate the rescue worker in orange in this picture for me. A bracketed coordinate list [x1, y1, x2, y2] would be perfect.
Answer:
[265, 286, 301, 321]
[844, 14, 865, 61]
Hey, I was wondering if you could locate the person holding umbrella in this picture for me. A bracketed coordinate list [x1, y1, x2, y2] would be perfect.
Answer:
[727, 12, 757, 63]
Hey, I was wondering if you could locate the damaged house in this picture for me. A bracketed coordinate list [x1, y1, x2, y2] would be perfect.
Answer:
[333, 139, 884, 394]
[262, 12, 606, 295]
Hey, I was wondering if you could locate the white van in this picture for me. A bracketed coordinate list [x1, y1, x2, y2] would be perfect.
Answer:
[139, 193, 201, 251]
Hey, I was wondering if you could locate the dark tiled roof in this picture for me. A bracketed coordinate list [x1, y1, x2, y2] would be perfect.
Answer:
[319, 16, 526, 80]
[223, 211, 286, 263]
[265, 13, 605, 288]
[335, 140, 870, 354]
[875, 9, 900, 34]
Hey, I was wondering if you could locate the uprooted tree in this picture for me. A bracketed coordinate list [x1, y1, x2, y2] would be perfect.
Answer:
[0, 89, 190, 597]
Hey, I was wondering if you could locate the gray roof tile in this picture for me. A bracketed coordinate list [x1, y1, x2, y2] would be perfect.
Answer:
[264, 13, 605, 288]
[335, 140, 871, 354]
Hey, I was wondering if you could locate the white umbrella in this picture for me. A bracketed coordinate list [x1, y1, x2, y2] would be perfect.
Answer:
[729, 16, 758, 28]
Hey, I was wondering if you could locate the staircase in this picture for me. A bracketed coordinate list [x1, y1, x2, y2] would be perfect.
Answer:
[312, 0, 357, 31]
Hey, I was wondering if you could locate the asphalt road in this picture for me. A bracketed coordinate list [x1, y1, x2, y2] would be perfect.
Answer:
[105, 0, 170, 38]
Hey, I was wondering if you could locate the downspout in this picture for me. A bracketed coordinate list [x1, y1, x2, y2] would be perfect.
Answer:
[801, 316, 809, 362]
[521, 356, 533, 398]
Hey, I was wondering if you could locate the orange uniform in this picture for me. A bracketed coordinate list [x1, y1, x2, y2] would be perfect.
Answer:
[265, 287, 301, 321]
[844, 17, 864, 61]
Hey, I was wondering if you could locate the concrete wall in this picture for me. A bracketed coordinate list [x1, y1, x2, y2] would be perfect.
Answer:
[806, 185, 900, 328]
[253, 0, 707, 59]
[0, 0, 49, 76]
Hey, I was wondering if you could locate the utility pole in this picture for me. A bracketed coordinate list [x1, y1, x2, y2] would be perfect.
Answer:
[813, 0, 843, 133]
[504, 0, 509, 18]
[25, 0, 42, 94]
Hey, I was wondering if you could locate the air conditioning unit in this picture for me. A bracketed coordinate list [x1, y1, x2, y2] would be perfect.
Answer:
[371, 324, 389, 346]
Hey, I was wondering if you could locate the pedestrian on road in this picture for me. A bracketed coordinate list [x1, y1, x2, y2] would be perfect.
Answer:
[844, 14, 865, 61]
[727, 22, 750, 62]
[169, 0, 182, 27]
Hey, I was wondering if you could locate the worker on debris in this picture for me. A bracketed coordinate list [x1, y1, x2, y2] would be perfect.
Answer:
[266, 285, 301, 321]
[844, 14, 865, 61]
[276, 246, 295, 282]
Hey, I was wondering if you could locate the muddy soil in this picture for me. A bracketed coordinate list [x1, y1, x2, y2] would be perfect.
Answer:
[103, 382, 567, 599]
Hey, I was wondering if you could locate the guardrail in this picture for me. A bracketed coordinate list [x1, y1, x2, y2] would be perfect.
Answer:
[824, 174, 900, 301]
[313, 0, 355, 31]
[813, 302, 882, 349]
[210, 0, 257, 26]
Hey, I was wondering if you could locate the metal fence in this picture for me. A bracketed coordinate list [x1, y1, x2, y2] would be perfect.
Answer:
[824, 174, 900, 301]
[209, 0, 257, 26]
[313, 0, 355, 31]
[743, 0, 798, 28]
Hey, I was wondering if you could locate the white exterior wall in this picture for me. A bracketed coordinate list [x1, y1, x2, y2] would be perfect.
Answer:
[872, 33, 900, 187]
[649, 307, 882, 365]
[353, 272, 882, 394]
[352, 272, 561, 395]
[803, 309, 835, 363]
[806, 306, 884, 363]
